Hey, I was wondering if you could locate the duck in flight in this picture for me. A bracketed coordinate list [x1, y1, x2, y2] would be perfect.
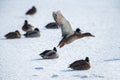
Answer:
[53, 11, 95, 48]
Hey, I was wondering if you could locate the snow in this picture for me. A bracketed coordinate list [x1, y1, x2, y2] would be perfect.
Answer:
[0, 0, 120, 80]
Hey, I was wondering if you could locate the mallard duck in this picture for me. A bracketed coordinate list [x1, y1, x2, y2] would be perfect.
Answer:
[40, 47, 59, 59]
[22, 20, 34, 32]
[69, 57, 91, 70]
[57, 28, 95, 48]
[5, 30, 21, 39]
[45, 22, 59, 29]
[24, 28, 40, 38]
[25, 6, 37, 16]
[53, 11, 95, 48]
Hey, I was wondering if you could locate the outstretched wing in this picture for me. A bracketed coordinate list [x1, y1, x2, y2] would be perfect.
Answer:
[53, 11, 74, 37]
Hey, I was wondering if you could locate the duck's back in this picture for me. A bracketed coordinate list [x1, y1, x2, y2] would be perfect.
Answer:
[5, 32, 20, 39]
[26, 7, 36, 15]
[45, 22, 58, 29]
[25, 31, 40, 37]
[69, 60, 90, 70]
[42, 51, 58, 59]
[40, 50, 51, 56]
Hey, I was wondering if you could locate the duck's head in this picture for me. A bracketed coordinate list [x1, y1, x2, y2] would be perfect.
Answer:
[83, 33, 95, 37]
[15, 30, 20, 34]
[15, 30, 21, 36]
[85, 57, 89, 62]
[32, 6, 36, 9]
[75, 28, 81, 33]
[25, 20, 28, 24]
[53, 47, 57, 52]
[34, 28, 39, 32]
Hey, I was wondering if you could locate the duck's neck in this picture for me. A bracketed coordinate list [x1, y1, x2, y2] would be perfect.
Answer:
[25, 20, 28, 25]
[85, 57, 89, 62]
[76, 33, 85, 38]
[86, 58, 89, 62]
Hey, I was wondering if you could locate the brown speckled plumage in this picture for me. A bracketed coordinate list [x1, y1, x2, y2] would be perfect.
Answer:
[69, 57, 91, 70]
[5, 30, 21, 39]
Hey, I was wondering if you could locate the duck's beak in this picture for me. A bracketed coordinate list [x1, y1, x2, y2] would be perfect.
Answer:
[91, 35, 95, 37]
[68, 66, 70, 68]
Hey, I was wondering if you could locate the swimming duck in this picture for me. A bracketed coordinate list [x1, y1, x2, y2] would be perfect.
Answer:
[45, 22, 59, 29]
[22, 20, 34, 32]
[40, 47, 59, 59]
[24, 28, 40, 38]
[25, 6, 37, 16]
[69, 57, 91, 70]
[53, 11, 95, 48]
[5, 30, 21, 39]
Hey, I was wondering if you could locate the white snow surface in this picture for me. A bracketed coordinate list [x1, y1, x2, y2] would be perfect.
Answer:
[0, 0, 120, 80]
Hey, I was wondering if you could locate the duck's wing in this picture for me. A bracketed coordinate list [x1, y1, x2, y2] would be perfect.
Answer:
[46, 51, 56, 56]
[24, 31, 40, 37]
[5, 32, 14, 37]
[24, 31, 32, 37]
[42, 51, 58, 59]
[69, 60, 84, 67]
[53, 11, 74, 37]
[26, 7, 33, 15]
[40, 50, 51, 56]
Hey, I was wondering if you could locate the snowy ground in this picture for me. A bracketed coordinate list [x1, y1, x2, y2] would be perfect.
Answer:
[0, 0, 120, 80]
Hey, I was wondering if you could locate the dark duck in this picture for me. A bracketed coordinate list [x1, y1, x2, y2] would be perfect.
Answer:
[25, 6, 37, 16]
[5, 30, 21, 39]
[69, 57, 91, 70]
[22, 20, 34, 32]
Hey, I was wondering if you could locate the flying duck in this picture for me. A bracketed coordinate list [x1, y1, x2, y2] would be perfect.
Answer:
[24, 28, 40, 38]
[57, 28, 95, 48]
[45, 22, 59, 29]
[22, 20, 34, 32]
[5, 30, 21, 39]
[25, 6, 37, 16]
[69, 57, 91, 70]
[53, 11, 95, 48]
[40, 47, 59, 59]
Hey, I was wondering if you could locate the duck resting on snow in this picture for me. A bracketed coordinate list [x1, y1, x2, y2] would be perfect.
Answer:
[40, 47, 59, 59]
[25, 6, 37, 16]
[4, 30, 21, 39]
[53, 11, 95, 48]
[69, 57, 91, 70]
[24, 28, 40, 38]
[22, 20, 34, 32]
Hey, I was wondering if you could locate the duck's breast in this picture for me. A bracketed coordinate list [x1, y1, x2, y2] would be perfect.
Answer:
[65, 35, 78, 44]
